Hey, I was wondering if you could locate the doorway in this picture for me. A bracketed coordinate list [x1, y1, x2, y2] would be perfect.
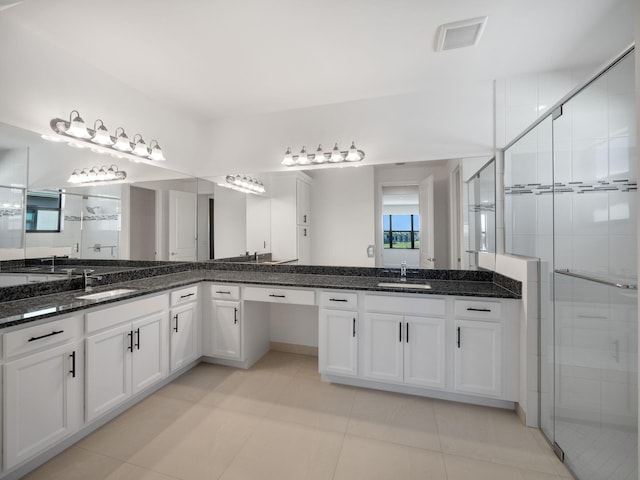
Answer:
[380, 177, 435, 269]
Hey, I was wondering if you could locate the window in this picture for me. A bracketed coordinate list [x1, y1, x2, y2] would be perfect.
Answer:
[383, 214, 420, 249]
[26, 192, 62, 232]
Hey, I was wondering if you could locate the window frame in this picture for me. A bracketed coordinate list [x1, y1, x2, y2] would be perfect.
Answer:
[383, 214, 420, 250]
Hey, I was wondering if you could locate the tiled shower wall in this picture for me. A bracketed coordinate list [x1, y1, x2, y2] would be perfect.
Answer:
[503, 51, 637, 480]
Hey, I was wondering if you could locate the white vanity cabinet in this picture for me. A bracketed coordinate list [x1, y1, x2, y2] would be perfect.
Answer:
[85, 294, 169, 422]
[452, 298, 508, 398]
[362, 295, 446, 389]
[3, 315, 82, 470]
[169, 285, 200, 371]
[207, 284, 242, 360]
[319, 291, 358, 377]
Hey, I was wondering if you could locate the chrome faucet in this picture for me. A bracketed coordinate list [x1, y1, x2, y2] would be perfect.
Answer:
[400, 261, 407, 280]
[41, 256, 55, 272]
[83, 269, 103, 292]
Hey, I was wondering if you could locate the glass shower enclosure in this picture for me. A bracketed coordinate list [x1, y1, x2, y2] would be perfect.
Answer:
[504, 49, 637, 480]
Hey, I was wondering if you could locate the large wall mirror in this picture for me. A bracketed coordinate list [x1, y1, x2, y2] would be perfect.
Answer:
[203, 156, 494, 269]
[0, 122, 197, 262]
[0, 120, 495, 269]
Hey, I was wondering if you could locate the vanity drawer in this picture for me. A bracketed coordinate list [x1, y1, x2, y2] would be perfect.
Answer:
[319, 291, 358, 310]
[365, 294, 445, 316]
[243, 286, 315, 305]
[86, 294, 168, 333]
[210, 284, 241, 300]
[170, 285, 199, 306]
[454, 298, 502, 320]
[4, 316, 77, 358]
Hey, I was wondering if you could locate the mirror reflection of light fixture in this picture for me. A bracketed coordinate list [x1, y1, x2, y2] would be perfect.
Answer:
[218, 174, 266, 195]
[282, 141, 364, 166]
[68, 165, 127, 184]
[45, 110, 166, 162]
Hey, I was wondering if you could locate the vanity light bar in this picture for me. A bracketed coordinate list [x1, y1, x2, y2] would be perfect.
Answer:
[68, 165, 127, 185]
[218, 174, 266, 195]
[45, 110, 166, 162]
[282, 141, 364, 166]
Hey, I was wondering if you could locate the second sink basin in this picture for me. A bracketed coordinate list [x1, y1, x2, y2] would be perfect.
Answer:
[377, 282, 432, 290]
[77, 288, 137, 300]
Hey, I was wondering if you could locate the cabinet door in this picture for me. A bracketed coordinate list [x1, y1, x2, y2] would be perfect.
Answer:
[170, 303, 198, 371]
[454, 320, 502, 397]
[132, 313, 165, 393]
[404, 316, 446, 389]
[209, 300, 242, 360]
[296, 178, 310, 225]
[319, 310, 358, 377]
[4, 343, 79, 469]
[363, 313, 404, 383]
[297, 225, 311, 264]
[86, 323, 132, 422]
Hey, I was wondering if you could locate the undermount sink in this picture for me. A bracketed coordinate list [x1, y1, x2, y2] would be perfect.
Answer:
[76, 288, 137, 300]
[377, 282, 432, 290]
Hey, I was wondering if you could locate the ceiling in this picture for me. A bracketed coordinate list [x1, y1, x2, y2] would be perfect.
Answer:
[1, 0, 633, 122]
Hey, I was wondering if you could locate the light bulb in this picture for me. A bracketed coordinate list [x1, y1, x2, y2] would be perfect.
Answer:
[313, 144, 325, 163]
[282, 147, 295, 166]
[113, 128, 133, 152]
[346, 141, 360, 161]
[148, 140, 166, 161]
[132, 135, 150, 157]
[330, 143, 343, 162]
[65, 110, 90, 138]
[91, 120, 114, 146]
[298, 146, 309, 165]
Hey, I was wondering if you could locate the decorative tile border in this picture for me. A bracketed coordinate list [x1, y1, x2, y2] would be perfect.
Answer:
[505, 179, 637, 195]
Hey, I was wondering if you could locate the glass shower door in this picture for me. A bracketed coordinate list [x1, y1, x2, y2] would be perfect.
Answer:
[552, 51, 637, 480]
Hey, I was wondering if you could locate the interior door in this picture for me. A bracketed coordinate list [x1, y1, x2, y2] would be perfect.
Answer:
[418, 175, 435, 268]
[169, 190, 197, 261]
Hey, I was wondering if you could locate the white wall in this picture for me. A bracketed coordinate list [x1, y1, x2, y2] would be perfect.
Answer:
[269, 304, 318, 348]
[310, 167, 375, 267]
[129, 186, 156, 261]
[495, 66, 602, 149]
[0, 19, 204, 177]
[213, 185, 247, 259]
[246, 193, 271, 255]
[494, 254, 540, 427]
[202, 84, 494, 177]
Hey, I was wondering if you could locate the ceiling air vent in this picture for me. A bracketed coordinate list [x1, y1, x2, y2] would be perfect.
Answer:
[436, 16, 487, 52]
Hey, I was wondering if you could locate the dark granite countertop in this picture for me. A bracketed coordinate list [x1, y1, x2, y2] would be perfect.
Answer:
[0, 266, 521, 328]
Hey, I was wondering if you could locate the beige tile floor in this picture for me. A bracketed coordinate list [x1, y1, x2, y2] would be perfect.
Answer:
[23, 351, 574, 480]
